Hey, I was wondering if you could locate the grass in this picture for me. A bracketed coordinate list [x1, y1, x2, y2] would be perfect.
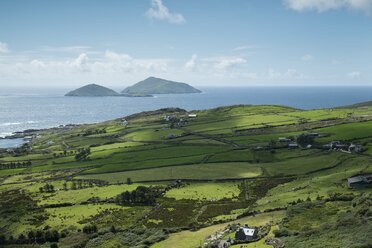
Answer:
[187, 114, 299, 135]
[207, 149, 255, 163]
[151, 211, 285, 248]
[44, 204, 129, 230]
[164, 182, 241, 201]
[1, 104, 372, 247]
[315, 120, 372, 142]
[254, 156, 372, 211]
[280, 109, 350, 121]
[37, 184, 143, 205]
[78, 162, 263, 182]
[263, 152, 345, 176]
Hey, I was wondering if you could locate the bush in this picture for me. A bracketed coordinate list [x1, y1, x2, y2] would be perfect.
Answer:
[273, 228, 292, 237]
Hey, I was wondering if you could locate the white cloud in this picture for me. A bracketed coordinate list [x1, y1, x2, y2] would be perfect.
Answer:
[347, 71, 361, 79]
[265, 68, 305, 80]
[284, 0, 372, 13]
[0, 42, 10, 53]
[284, 68, 305, 78]
[0, 51, 170, 86]
[184, 54, 197, 71]
[104, 50, 132, 61]
[71, 53, 90, 71]
[146, 0, 185, 24]
[215, 57, 247, 71]
[232, 45, 255, 52]
[204, 56, 247, 71]
[41, 46, 91, 53]
[302, 54, 313, 61]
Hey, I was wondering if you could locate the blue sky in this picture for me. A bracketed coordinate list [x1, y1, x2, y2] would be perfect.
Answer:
[0, 0, 371, 88]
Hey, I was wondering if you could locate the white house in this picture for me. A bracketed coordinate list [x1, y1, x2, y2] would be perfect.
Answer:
[122, 120, 129, 127]
[235, 227, 258, 241]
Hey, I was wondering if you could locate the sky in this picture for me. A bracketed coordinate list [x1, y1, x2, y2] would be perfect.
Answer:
[0, 0, 372, 88]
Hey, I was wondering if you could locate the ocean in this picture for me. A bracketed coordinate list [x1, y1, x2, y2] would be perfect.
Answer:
[1, 86, 372, 146]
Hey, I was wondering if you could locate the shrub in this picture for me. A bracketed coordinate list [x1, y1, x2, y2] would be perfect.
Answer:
[273, 228, 292, 237]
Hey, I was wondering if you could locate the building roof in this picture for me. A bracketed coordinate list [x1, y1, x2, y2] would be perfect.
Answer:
[288, 143, 299, 147]
[240, 227, 256, 236]
[348, 174, 372, 184]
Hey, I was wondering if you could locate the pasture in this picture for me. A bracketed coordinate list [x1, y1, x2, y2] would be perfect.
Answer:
[0, 104, 371, 248]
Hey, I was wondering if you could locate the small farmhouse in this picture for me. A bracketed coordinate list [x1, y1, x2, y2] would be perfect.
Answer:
[324, 141, 349, 150]
[188, 114, 197, 118]
[167, 133, 176, 139]
[347, 175, 372, 188]
[164, 115, 173, 122]
[348, 144, 362, 153]
[288, 143, 299, 149]
[235, 227, 257, 241]
[278, 137, 291, 142]
[122, 119, 129, 127]
[307, 132, 319, 137]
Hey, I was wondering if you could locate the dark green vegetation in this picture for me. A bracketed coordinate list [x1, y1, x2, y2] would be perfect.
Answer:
[122, 76, 201, 95]
[0, 104, 371, 248]
[65, 84, 120, 97]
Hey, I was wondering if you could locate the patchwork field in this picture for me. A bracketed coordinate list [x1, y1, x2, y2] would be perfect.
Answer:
[0, 104, 371, 248]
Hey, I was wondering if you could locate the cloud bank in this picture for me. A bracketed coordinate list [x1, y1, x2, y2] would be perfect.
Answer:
[284, 0, 372, 13]
[0, 42, 10, 53]
[146, 0, 185, 24]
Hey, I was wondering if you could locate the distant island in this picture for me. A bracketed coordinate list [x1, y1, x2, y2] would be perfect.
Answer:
[65, 77, 201, 97]
[65, 84, 120, 97]
[121, 77, 201, 95]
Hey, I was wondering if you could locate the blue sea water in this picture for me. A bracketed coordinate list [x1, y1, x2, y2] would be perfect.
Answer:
[0, 87, 372, 143]
[0, 138, 26, 149]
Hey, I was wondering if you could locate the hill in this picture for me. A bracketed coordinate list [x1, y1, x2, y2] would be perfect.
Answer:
[339, 100, 372, 108]
[65, 84, 120, 96]
[122, 77, 201, 95]
[0, 104, 371, 248]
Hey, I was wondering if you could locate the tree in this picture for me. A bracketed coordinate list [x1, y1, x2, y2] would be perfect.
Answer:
[0, 235, 5, 245]
[71, 181, 77, 190]
[110, 225, 117, 233]
[50, 230, 59, 242]
[63, 181, 68, 191]
[35, 230, 45, 243]
[77, 180, 83, 189]
[83, 224, 97, 234]
[8, 235, 14, 244]
[75, 148, 91, 161]
[44, 230, 52, 242]
[27, 231, 35, 243]
[296, 134, 315, 147]
[18, 234, 26, 244]
[126, 177, 133, 185]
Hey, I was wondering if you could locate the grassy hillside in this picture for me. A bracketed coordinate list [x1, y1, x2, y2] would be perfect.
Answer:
[65, 84, 120, 96]
[122, 77, 201, 94]
[0, 104, 371, 248]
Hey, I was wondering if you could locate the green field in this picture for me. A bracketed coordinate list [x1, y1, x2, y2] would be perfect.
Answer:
[165, 182, 241, 201]
[1, 104, 371, 248]
[79, 162, 263, 182]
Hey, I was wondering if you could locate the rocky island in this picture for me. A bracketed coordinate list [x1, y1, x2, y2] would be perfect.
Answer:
[65, 77, 201, 97]
[121, 77, 201, 95]
[65, 84, 120, 97]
